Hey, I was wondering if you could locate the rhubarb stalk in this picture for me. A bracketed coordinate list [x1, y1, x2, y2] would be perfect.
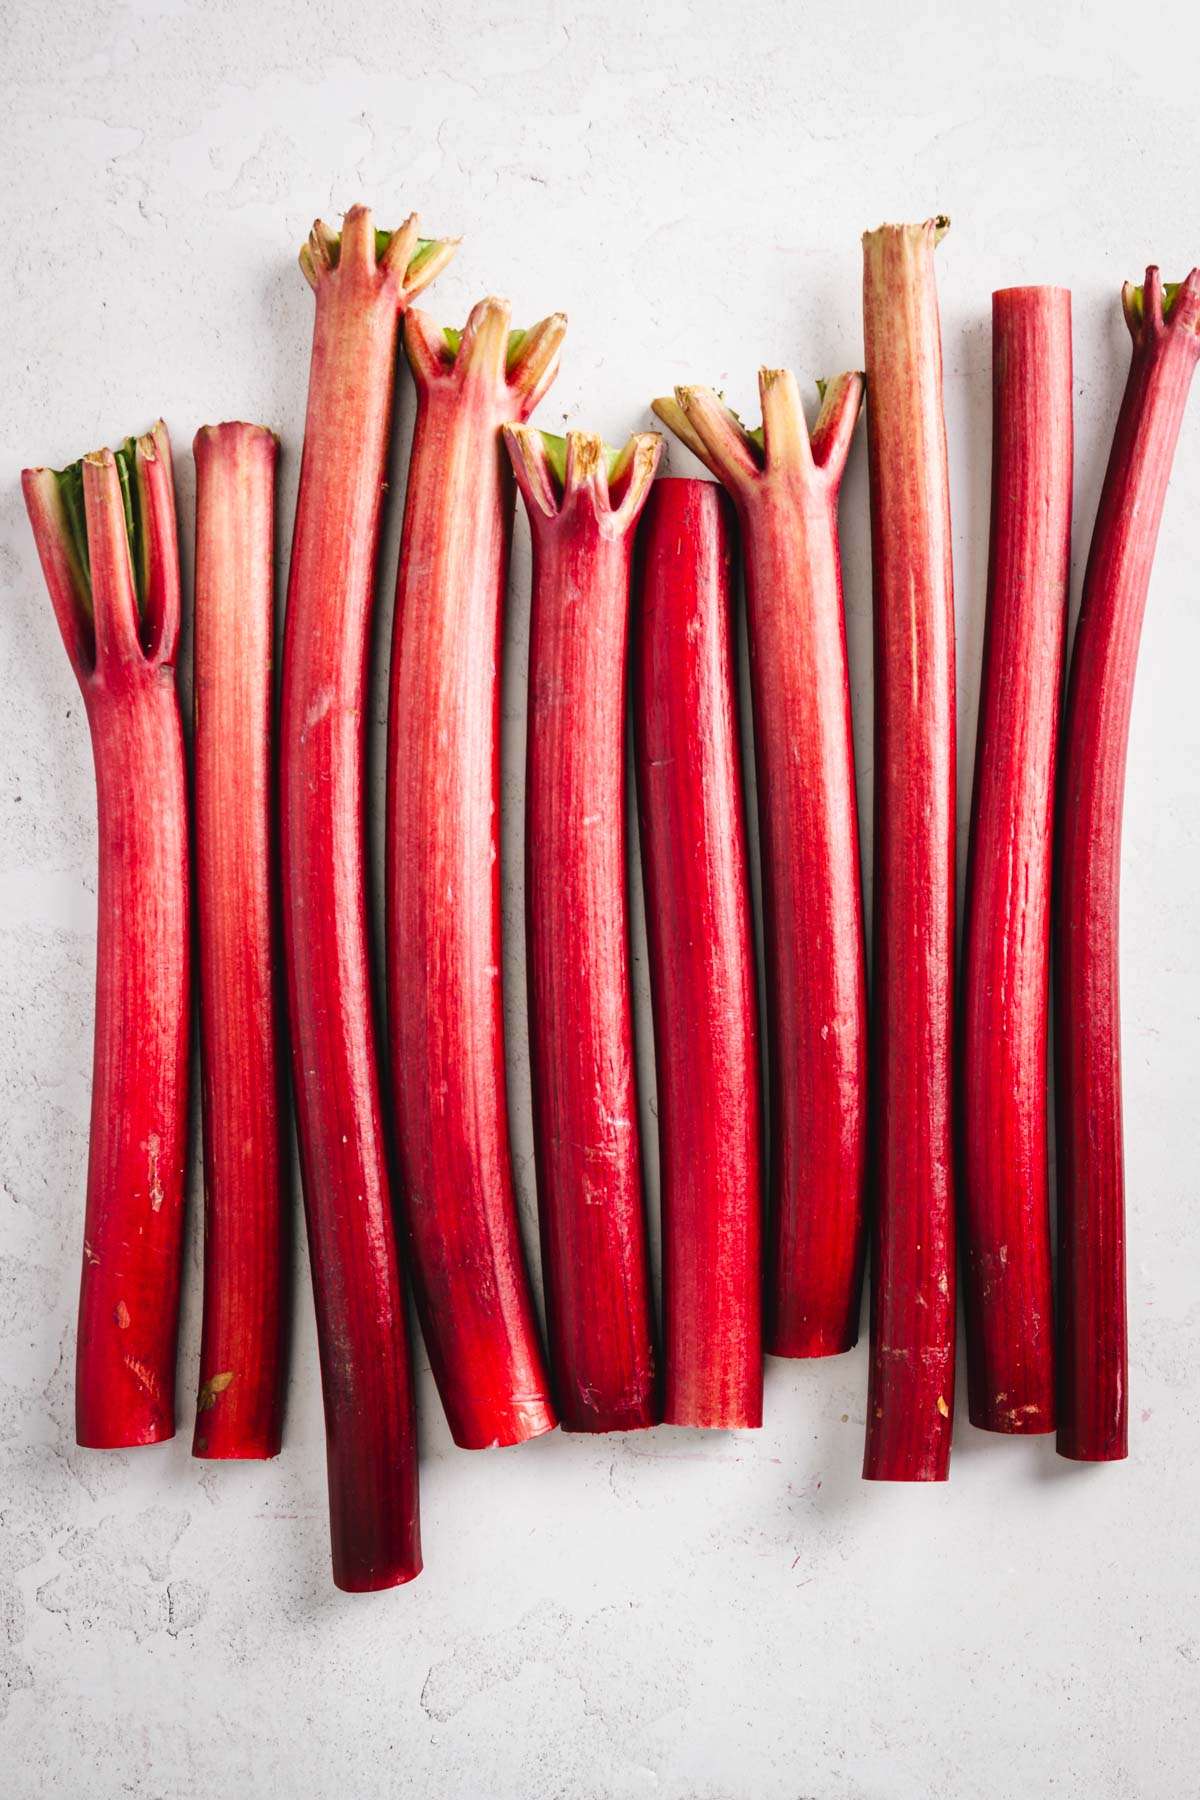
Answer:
[633, 478, 763, 1427]
[961, 290, 1072, 1435]
[192, 421, 287, 1459]
[1056, 267, 1200, 1462]
[505, 426, 662, 1431]
[281, 207, 454, 1588]
[653, 369, 868, 1360]
[23, 423, 189, 1449]
[388, 299, 565, 1447]
[861, 218, 957, 1481]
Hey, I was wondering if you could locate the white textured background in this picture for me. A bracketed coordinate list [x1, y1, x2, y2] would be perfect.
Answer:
[2, 2, 1199, 1795]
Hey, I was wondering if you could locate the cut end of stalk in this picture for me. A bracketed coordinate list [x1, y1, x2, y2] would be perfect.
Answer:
[299, 204, 458, 301]
[992, 284, 1072, 304]
[504, 425, 661, 528]
[193, 419, 280, 454]
[862, 213, 950, 247]
[192, 422, 280, 504]
[656, 370, 862, 490]
[24, 420, 179, 677]
[1121, 266, 1200, 346]
[407, 300, 566, 417]
[861, 216, 950, 282]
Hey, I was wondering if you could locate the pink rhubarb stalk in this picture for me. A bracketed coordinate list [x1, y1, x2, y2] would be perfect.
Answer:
[192, 421, 287, 1459]
[861, 218, 957, 1481]
[281, 207, 454, 1589]
[388, 299, 565, 1447]
[1056, 267, 1200, 1462]
[505, 426, 662, 1431]
[961, 289, 1072, 1436]
[633, 477, 763, 1427]
[653, 369, 868, 1359]
[23, 423, 189, 1448]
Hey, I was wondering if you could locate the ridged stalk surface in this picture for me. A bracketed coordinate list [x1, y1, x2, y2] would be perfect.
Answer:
[192, 420, 287, 1459]
[634, 478, 763, 1426]
[861, 218, 957, 1481]
[388, 300, 566, 1447]
[506, 426, 662, 1431]
[1056, 267, 1200, 1462]
[280, 206, 453, 1588]
[961, 289, 1072, 1436]
[23, 423, 189, 1449]
[653, 368, 867, 1360]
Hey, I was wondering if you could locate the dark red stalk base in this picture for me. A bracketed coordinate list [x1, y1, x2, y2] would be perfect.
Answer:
[862, 218, 957, 1481]
[282, 208, 452, 1588]
[388, 301, 565, 1448]
[634, 479, 763, 1428]
[652, 370, 868, 1360]
[23, 425, 189, 1449]
[192, 422, 286, 1460]
[1055, 267, 1200, 1463]
[961, 289, 1072, 1435]
[507, 427, 662, 1432]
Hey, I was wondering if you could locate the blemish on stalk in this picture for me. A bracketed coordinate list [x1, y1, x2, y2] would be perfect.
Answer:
[144, 1132, 163, 1211]
[83, 1240, 99, 1266]
[114, 1300, 131, 1329]
[197, 1371, 234, 1412]
[303, 684, 336, 736]
[123, 1354, 163, 1402]
[936, 1395, 950, 1418]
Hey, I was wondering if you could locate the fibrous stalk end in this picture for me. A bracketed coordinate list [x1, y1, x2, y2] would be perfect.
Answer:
[408, 299, 566, 416]
[1122, 266, 1200, 344]
[861, 214, 950, 261]
[299, 204, 458, 301]
[504, 425, 661, 526]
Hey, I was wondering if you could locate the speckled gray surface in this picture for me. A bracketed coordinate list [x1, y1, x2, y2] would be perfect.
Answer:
[3, 3, 1199, 1796]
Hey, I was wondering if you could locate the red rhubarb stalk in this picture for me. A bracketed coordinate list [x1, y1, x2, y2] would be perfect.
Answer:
[192, 421, 286, 1459]
[654, 369, 868, 1359]
[961, 289, 1072, 1435]
[388, 299, 565, 1447]
[1056, 267, 1200, 1462]
[281, 207, 454, 1588]
[23, 423, 189, 1448]
[505, 426, 662, 1430]
[633, 478, 763, 1427]
[861, 218, 957, 1481]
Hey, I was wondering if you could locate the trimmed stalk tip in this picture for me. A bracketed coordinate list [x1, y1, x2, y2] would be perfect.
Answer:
[406, 299, 567, 415]
[299, 203, 458, 299]
[503, 426, 661, 523]
[654, 370, 862, 487]
[1122, 266, 1200, 338]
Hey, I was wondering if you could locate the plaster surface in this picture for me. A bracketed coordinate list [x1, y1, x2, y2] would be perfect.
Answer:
[1, 2, 1198, 1795]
